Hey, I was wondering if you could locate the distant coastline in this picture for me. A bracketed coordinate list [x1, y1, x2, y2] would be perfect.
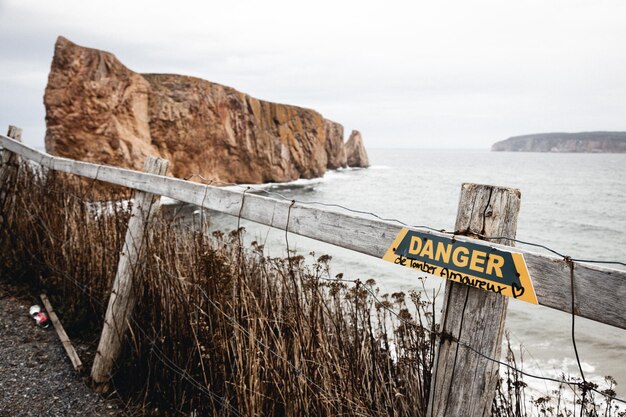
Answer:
[491, 132, 626, 153]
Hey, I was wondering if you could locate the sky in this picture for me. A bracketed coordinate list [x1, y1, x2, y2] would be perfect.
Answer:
[1, 0, 626, 149]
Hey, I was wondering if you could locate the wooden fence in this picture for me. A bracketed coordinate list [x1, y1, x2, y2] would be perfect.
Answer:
[2, 128, 625, 416]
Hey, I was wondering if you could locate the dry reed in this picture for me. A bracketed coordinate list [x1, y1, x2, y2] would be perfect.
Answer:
[0, 157, 435, 416]
[1, 156, 621, 417]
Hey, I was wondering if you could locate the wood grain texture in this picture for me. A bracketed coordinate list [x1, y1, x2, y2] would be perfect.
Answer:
[1, 135, 625, 329]
[40, 294, 84, 372]
[0, 126, 22, 176]
[6, 126, 22, 142]
[90, 156, 169, 391]
[427, 184, 520, 417]
[0, 127, 23, 229]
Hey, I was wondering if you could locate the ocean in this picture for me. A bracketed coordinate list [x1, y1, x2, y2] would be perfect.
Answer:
[197, 149, 626, 397]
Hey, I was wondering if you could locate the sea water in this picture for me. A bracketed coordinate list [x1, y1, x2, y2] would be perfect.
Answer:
[200, 149, 626, 397]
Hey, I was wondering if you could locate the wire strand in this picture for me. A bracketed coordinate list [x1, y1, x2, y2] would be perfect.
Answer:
[215, 182, 626, 268]
[5, 161, 626, 412]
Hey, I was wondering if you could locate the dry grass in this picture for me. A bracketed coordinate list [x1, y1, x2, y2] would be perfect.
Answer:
[491, 340, 625, 417]
[0, 157, 435, 416]
[1, 156, 622, 417]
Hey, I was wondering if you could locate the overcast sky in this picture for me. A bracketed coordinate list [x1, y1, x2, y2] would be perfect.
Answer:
[1, 0, 625, 149]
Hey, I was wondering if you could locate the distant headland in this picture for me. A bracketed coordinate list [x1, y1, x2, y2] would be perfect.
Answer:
[491, 132, 626, 153]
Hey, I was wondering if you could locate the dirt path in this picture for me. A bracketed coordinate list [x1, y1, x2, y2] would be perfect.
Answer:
[0, 286, 125, 417]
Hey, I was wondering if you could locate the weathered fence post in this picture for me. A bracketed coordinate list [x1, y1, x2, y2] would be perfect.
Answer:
[427, 183, 521, 417]
[0, 125, 22, 177]
[0, 125, 23, 226]
[91, 156, 169, 391]
[7, 126, 22, 140]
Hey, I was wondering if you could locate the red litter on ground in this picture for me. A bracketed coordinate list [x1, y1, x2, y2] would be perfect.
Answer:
[29, 305, 50, 328]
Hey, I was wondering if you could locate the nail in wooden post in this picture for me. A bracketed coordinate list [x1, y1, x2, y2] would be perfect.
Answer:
[427, 183, 521, 417]
[90, 156, 169, 392]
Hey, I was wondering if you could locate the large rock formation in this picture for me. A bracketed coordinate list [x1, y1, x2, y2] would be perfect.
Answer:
[44, 37, 368, 183]
[143, 73, 328, 183]
[324, 119, 347, 169]
[44, 38, 153, 172]
[492, 132, 626, 153]
[345, 130, 370, 167]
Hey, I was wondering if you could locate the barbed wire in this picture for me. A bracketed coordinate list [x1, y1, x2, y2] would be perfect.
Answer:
[263, 179, 625, 407]
[189, 282, 372, 417]
[0, 214, 245, 417]
[45, 261, 246, 417]
[180, 177, 626, 268]
[313, 272, 614, 410]
[4, 159, 626, 414]
[10, 202, 626, 410]
[321, 274, 625, 406]
[273, 200, 626, 408]
[7, 199, 352, 416]
[8, 155, 626, 268]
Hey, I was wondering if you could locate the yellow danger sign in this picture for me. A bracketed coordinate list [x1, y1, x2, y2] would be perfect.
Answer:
[383, 228, 537, 304]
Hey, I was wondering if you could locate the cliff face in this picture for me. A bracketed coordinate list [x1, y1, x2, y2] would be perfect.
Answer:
[492, 132, 626, 153]
[144, 73, 328, 183]
[44, 37, 154, 172]
[44, 37, 368, 183]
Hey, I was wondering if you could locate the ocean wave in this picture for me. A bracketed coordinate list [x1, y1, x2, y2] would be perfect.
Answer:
[86, 199, 132, 215]
[222, 169, 360, 193]
[176, 165, 378, 196]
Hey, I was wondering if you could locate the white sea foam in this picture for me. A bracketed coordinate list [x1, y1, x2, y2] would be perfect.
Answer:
[86, 199, 132, 217]
[161, 196, 180, 205]
[545, 357, 596, 374]
[222, 169, 355, 193]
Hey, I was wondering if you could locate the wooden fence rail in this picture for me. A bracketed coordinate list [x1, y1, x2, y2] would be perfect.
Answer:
[3, 129, 625, 416]
[2, 133, 625, 330]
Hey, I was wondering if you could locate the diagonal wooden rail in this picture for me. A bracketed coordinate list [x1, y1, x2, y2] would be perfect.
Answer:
[90, 156, 169, 392]
[2, 133, 626, 330]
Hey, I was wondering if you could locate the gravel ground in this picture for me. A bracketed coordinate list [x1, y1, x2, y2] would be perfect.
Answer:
[0, 286, 125, 417]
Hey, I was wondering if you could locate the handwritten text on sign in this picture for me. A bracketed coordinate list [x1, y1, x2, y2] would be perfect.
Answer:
[383, 229, 538, 304]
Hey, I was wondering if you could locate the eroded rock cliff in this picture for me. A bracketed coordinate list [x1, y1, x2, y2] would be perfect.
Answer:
[143, 73, 328, 183]
[44, 37, 367, 183]
[44, 37, 153, 172]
